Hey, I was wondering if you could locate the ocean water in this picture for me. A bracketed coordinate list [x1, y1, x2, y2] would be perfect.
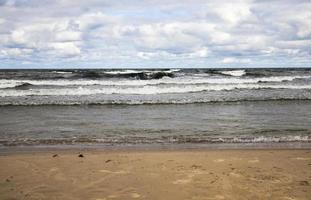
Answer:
[0, 68, 310, 148]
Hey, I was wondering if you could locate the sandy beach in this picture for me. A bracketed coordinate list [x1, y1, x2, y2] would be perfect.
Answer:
[0, 149, 310, 200]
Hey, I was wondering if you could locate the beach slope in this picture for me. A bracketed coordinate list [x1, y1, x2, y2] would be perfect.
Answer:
[0, 150, 310, 200]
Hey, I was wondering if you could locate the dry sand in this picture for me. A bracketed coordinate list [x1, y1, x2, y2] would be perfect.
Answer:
[0, 149, 310, 200]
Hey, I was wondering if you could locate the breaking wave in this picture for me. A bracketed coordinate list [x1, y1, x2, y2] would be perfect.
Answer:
[220, 70, 246, 77]
[13, 82, 33, 90]
[76, 69, 178, 80]
[0, 75, 310, 89]
[0, 68, 310, 105]
[1, 83, 311, 97]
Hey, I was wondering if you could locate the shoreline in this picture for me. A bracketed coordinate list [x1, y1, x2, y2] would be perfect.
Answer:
[1, 98, 311, 106]
[1, 142, 311, 155]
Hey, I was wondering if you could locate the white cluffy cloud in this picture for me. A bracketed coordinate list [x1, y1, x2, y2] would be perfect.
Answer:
[221, 57, 251, 64]
[0, 0, 310, 68]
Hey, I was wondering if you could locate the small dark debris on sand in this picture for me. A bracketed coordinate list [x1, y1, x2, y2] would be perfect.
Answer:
[78, 154, 84, 158]
[52, 154, 58, 158]
[5, 176, 13, 182]
[105, 159, 112, 163]
[299, 181, 310, 186]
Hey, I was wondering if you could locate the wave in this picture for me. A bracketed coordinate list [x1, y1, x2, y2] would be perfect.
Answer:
[219, 70, 246, 77]
[104, 70, 176, 80]
[1, 135, 309, 146]
[76, 69, 177, 80]
[0, 83, 311, 97]
[0, 81, 19, 89]
[165, 135, 311, 143]
[1, 69, 310, 81]
[0, 75, 310, 88]
[80, 71, 103, 79]
[14, 82, 33, 90]
[3, 69, 180, 80]
[243, 68, 311, 77]
[103, 69, 180, 75]
[3, 98, 311, 106]
[0, 81, 34, 89]
[52, 71, 72, 74]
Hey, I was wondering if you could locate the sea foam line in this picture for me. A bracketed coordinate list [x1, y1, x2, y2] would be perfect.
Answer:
[0, 83, 311, 97]
[0, 75, 310, 89]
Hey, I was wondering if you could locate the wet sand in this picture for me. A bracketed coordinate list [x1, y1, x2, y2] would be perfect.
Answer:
[0, 149, 310, 200]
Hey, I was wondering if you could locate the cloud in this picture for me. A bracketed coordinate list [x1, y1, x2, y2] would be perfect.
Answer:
[221, 57, 251, 64]
[0, 0, 310, 68]
[0, 47, 33, 58]
[210, 1, 253, 25]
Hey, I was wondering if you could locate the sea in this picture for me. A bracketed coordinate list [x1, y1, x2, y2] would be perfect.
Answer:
[0, 68, 310, 149]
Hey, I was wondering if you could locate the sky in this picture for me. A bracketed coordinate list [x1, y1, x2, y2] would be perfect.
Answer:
[0, 0, 311, 68]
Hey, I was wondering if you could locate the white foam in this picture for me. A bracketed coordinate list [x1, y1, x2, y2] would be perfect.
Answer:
[104, 70, 143, 75]
[220, 70, 246, 77]
[0, 75, 309, 88]
[231, 135, 310, 143]
[1, 83, 311, 97]
[52, 71, 72, 74]
[103, 69, 179, 75]
[0, 80, 21, 89]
